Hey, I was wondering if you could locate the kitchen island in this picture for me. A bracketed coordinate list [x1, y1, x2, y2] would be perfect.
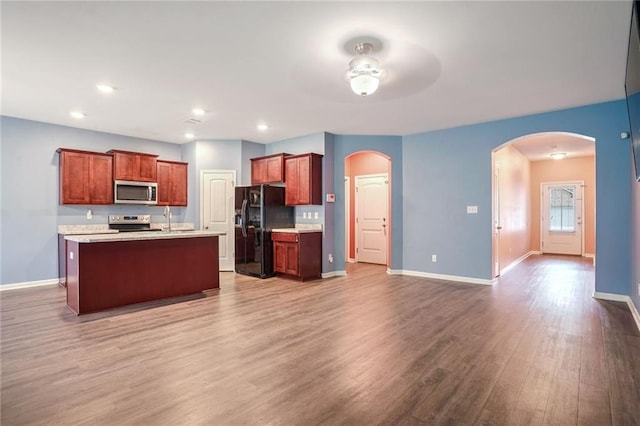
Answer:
[64, 231, 221, 314]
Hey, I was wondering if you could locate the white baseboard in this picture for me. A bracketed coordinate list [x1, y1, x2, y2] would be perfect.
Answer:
[584, 253, 595, 258]
[500, 251, 535, 275]
[593, 292, 640, 333]
[530, 250, 541, 255]
[399, 270, 494, 286]
[386, 269, 403, 275]
[322, 270, 347, 279]
[347, 258, 356, 263]
[0, 278, 60, 291]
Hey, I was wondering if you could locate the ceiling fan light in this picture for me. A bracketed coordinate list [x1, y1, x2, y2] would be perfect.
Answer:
[350, 74, 380, 96]
[550, 152, 566, 160]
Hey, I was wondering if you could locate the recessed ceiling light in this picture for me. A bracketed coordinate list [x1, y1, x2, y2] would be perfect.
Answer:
[257, 123, 269, 131]
[70, 111, 86, 119]
[184, 133, 195, 139]
[96, 84, 115, 94]
[192, 108, 206, 116]
[550, 152, 566, 160]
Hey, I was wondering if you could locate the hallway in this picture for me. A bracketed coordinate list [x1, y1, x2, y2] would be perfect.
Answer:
[1, 255, 639, 424]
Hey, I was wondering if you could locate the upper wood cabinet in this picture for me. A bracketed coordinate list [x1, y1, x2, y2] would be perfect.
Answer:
[58, 148, 113, 205]
[156, 160, 188, 206]
[285, 153, 323, 205]
[251, 153, 288, 184]
[107, 150, 158, 182]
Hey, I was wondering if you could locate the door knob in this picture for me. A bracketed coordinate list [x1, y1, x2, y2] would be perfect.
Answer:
[205, 226, 209, 230]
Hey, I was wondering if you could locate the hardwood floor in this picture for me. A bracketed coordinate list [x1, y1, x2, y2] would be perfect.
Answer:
[1, 255, 639, 425]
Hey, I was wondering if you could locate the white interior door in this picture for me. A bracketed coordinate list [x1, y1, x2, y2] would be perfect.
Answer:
[493, 165, 501, 277]
[201, 170, 235, 271]
[355, 174, 388, 265]
[345, 176, 350, 262]
[541, 182, 583, 255]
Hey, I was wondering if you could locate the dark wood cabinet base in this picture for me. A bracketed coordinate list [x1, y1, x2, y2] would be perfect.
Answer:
[66, 236, 219, 314]
[273, 232, 322, 281]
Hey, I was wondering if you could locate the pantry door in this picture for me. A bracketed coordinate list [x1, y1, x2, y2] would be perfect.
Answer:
[201, 170, 235, 271]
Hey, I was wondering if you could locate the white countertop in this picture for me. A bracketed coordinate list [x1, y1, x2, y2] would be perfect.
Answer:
[272, 224, 322, 234]
[65, 230, 223, 243]
[58, 223, 195, 235]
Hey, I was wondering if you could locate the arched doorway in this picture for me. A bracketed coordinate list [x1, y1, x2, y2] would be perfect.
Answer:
[492, 132, 596, 277]
[344, 151, 392, 269]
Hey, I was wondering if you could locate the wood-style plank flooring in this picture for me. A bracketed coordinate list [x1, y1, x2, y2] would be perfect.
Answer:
[1, 255, 639, 425]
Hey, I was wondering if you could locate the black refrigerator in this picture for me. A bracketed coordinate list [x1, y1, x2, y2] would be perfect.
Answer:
[235, 185, 294, 278]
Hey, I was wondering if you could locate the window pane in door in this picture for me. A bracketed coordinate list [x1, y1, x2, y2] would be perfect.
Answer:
[549, 187, 575, 232]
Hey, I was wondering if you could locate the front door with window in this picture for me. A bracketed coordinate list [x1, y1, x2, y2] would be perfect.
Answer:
[541, 182, 583, 255]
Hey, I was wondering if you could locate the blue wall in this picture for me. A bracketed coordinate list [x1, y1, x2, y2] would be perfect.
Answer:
[182, 140, 244, 227]
[323, 133, 336, 274]
[241, 140, 265, 186]
[631, 153, 640, 314]
[2, 100, 636, 301]
[1, 116, 183, 284]
[333, 134, 404, 271]
[403, 100, 631, 296]
[266, 132, 326, 225]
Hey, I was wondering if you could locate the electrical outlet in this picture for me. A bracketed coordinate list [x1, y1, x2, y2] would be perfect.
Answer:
[314, 212, 319, 219]
[467, 205, 478, 214]
[302, 212, 308, 219]
[86, 209, 92, 220]
[432, 255, 437, 263]
[328, 253, 334, 263]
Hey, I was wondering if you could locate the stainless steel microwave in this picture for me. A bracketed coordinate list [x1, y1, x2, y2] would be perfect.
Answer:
[114, 180, 157, 205]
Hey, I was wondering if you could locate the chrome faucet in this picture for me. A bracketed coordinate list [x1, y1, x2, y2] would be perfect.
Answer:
[163, 205, 172, 232]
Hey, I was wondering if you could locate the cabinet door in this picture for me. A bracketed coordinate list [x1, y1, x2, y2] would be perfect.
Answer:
[113, 152, 136, 181]
[251, 158, 266, 184]
[297, 155, 311, 205]
[89, 154, 113, 204]
[138, 155, 157, 182]
[60, 151, 90, 204]
[156, 161, 171, 205]
[285, 157, 300, 205]
[157, 161, 188, 206]
[273, 241, 287, 273]
[284, 242, 299, 275]
[170, 163, 188, 206]
[265, 156, 283, 183]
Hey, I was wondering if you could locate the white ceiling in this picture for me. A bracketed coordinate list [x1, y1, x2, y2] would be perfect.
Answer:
[508, 132, 595, 162]
[0, 1, 633, 144]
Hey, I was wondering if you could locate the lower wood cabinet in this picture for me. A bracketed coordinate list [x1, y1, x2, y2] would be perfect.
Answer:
[272, 231, 322, 281]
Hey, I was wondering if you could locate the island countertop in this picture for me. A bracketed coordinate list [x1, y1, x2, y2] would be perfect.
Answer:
[65, 230, 224, 243]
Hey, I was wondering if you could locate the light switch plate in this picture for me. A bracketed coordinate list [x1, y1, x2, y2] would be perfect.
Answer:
[467, 205, 478, 214]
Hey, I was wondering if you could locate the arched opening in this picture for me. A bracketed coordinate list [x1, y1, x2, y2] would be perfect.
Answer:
[492, 132, 596, 277]
[344, 151, 392, 269]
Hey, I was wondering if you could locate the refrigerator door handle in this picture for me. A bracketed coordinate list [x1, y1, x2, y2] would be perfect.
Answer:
[241, 199, 248, 237]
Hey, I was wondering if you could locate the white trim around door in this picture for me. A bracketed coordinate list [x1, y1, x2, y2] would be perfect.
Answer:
[200, 170, 236, 271]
